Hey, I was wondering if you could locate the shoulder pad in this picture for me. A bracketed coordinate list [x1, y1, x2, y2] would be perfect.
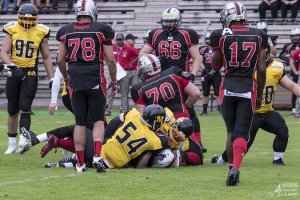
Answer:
[180, 71, 190, 80]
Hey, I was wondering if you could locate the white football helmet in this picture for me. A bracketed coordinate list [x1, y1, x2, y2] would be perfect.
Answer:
[152, 149, 176, 168]
[220, 2, 247, 28]
[256, 21, 267, 30]
[291, 28, 300, 43]
[75, 0, 98, 22]
[161, 7, 182, 32]
[137, 54, 161, 80]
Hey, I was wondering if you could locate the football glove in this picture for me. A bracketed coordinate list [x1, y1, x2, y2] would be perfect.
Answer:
[49, 78, 54, 89]
[11, 67, 25, 80]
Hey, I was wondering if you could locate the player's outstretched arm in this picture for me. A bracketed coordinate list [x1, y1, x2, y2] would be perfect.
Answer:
[189, 45, 201, 76]
[103, 44, 117, 82]
[0, 34, 13, 64]
[136, 151, 153, 168]
[41, 38, 54, 79]
[139, 44, 154, 58]
[256, 49, 267, 110]
[184, 82, 201, 108]
[280, 75, 300, 97]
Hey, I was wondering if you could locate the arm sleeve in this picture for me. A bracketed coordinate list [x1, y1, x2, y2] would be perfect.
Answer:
[146, 30, 155, 48]
[261, 30, 268, 50]
[50, 67, 63, 103]
[188, 29, 199, 46]
[210, 30, 221, 50]
[131, 85, 146, 105]
[103, 24, 115, 45]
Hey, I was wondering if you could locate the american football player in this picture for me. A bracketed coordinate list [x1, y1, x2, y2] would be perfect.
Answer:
[0, 3, 54, 155]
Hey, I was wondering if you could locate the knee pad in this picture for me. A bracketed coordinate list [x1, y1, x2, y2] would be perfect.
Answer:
[276, 126, 289, 141]
[19, 99, 32, 112]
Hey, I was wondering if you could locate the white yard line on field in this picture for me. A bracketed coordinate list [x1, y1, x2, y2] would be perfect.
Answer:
[0, 173, 92, 188]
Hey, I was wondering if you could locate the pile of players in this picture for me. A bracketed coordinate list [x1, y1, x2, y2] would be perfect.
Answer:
[1, 0, 300, 187]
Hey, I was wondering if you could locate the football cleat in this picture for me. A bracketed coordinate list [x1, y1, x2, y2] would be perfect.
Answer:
[4, 144, 16, 154]
[93, 156, 106, 173]
[200, 112, 207, 116]
[226, 167, 240, 186]
[76, 164, 86, 172]
[40, 135, 59, 158]
[292, 113, 300, 118]
[211, 155, 219, 164]
[21, 127, 39, 146]
[17, 133, 30, 154]
[273, 158, 285, 165]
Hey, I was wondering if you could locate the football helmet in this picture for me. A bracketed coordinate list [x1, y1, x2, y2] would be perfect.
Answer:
[220, 2, 247, 28]
[141, 104, 166, 131]
[256, 21, 268, 33]
[75, 0, 98, 22]
[17, 3, 38, 30]
[290, 28, 300, 44]
[168, 117, 193, 143]
[137, 54, 161, 80]
[143, 30, 151, 44]
[161, 7, 181, 32]
[152, 148, 176, 168]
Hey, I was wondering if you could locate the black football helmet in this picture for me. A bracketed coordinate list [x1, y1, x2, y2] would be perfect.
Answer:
[168, 117, 193, 143]
[141, 104, 166, 131]
[18, 3, 38, 30]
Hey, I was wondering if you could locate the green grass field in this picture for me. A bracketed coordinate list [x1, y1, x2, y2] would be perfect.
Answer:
[0, 110, 299, 200]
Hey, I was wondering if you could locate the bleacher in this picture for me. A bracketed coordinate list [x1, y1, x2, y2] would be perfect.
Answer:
[0, 0, 298, 109]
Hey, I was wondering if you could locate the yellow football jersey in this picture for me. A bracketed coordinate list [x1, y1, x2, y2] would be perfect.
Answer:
[101, 108, 163, 168]
[255, 60, 285, 114]
[3, 21, 50, 68]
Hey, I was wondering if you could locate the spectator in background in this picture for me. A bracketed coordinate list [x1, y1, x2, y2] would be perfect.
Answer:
[258, 0, 281, 20]
[281, 0, 299, 21]
[0, 0, 17, 14]
[105, 33, 140, 115]
[62, 0, 76, 14]
[125, 33, 137, 47]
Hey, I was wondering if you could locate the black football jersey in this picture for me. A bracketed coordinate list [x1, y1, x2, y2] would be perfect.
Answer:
[146, 28, 198, 72]
[131, 67, 190, 116]
[210, 25, 268, 93]
[199, 45, 213, 74]
[56, 21, 114, 90]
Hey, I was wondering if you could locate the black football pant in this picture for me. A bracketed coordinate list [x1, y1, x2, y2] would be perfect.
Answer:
[6, 67, 38, 132]
[201, 72, 221, 97]
[221, 96, 253, 142]
[258, 0, 281, 19]
[220, 110, 289, 162]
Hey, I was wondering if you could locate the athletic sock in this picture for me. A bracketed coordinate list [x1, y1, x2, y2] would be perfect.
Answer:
[274, 152, 284, 161]
[58, 139, 75, 153]
[233, 137, 247, 170]
[217, 156, 226, 164]
[203, 104, 208, 113]
[37, 133, 48, 143]
[94, 141, 103, 157]
[193, 132, 201, 144]
[19, 113, 31, 131]
[184, 152, 202, 165]
[221, 150, 228, 162]
[76, 150, 85, 165]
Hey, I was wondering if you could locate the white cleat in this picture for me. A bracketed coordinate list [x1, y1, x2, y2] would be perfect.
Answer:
[4, 144, 17, 154]
[17, 134, 30, 154]
[93, 156, 106, 173]
[76, 164, 86, 173]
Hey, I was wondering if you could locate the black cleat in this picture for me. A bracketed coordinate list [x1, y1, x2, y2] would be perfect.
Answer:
[21, 127, 40, 146]
[211, 155, 219, 164]
[226, 167, 240, 186]
[93, 157, 106, 173]
[273, 158, 285, 165]
[200, 112, 207, 116]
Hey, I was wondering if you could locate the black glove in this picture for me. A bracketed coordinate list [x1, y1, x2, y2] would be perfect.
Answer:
[190, 74, 195, 83]
[11, 67, 25, 80]
[49, 78, 54, 89]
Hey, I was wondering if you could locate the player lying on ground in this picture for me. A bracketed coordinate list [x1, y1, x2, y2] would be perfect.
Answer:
[212, 49, 300, 166]
[21, 105, 194, 170]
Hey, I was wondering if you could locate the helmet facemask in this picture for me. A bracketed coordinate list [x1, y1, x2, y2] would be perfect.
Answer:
[18, 14, 38, 29]
[167, 125, 187, 143]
